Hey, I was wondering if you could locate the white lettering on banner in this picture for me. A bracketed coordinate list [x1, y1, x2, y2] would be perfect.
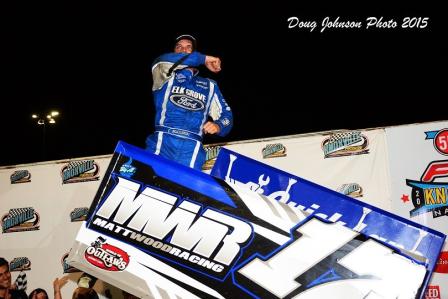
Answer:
[268, 178, 297, 203]
[96, 177, 252, 265]
[92, 217, 226, 273]
[238, 219, 426, 298]
[223, 153, 431, 256]
[202, 209, 252, 265]
[238, 219, 357, 297]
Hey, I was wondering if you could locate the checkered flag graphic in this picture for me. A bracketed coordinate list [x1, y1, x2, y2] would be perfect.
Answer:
[68, 161, 83, 169]
[72, 207, 87, 215]
[15, 271, 27, 291]
[337, 184, 349, 193]
[264, 144, 275, 151]
[328, 131, 361, 143]
[4, 208, 33, 221]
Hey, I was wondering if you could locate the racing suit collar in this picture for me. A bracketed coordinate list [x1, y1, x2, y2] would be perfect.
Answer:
[187, 67, 199, 77]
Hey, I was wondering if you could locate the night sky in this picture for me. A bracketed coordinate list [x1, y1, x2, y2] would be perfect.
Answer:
[2, 3, 445, 166]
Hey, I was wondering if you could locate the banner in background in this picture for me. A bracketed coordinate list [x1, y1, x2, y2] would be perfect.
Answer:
[205, 129, 391, 210]
[0, 156, 117, 299]
[2, 121, 448, 299]
[386, 121, 448, 298]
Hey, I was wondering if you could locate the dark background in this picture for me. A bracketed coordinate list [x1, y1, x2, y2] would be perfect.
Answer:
[2, 3, 445, 166]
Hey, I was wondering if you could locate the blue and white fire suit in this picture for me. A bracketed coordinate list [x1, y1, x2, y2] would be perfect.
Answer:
[146, 52, 233, 170]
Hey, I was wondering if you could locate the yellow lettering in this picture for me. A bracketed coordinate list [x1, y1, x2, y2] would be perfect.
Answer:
[425, 189, 435, 205]
[435, 188, 446, 204]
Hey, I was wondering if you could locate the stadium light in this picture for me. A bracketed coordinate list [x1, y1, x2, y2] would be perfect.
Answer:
[31, 110, 60, 160]
[31, 110, 60, 125]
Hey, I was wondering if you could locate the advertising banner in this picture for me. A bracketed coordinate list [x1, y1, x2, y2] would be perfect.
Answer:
[386, 121, 448, 298]
[212, 148, 445, 298]
[204, 129, 391, 210]
[68, 142, 444, 298]
[0, 156, 115, 299]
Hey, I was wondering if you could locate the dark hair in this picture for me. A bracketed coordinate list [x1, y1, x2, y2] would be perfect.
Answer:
[72, 287, 99, 299]
[0, 257, 9, 269]
[28, 288, 48, 299]
[175, 34, 197, 51]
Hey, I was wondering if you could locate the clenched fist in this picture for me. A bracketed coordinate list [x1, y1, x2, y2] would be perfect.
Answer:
[203, 121, 220, 134]
[205, 56, 221, 73]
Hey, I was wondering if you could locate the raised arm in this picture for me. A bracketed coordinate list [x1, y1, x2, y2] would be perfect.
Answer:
[53, 276, 69, 299]
[151, 52, 206, 91]
[152, 52, 222, 91]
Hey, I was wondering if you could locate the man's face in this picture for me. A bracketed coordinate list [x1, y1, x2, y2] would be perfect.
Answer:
[0, 265, 11, 289]
[174, 39, 193, 54]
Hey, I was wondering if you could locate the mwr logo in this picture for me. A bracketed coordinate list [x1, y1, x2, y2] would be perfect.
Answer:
[434, 251, 448, 274]
[337, 183, 364, 198]
[9, 257, 31, 271]
[425, 285, 441, 299]
[1, 208, 40, 233]
[425, 128, 448, 155]
[406, 160, 448, 218]
[202, 145, 222, 170]
[70, 207, 89, 222]
[61, 252, 81, 273]
[61, 160, 100, 184]
[84, 237, 129, 271]
[321, 131, 369, 158]
[262, 143, 287, 159]
[10, 170, 31, 184]
[90, 177, 252, 280]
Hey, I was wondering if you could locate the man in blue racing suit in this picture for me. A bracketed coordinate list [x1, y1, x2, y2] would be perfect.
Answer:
[146, 34, 233, 170]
